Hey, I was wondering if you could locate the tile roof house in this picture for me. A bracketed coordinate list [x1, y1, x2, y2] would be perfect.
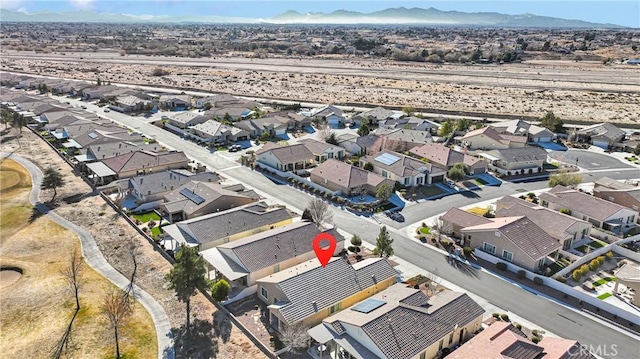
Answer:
[496, 196, 591, 250]
[452, 321, 595, 359]
[337, 134, 384, 156]
[490, 119, 555, 143]
[379, 116, 440, 133]
[308, 104, 346, 127]
[167, 111, 210, 129]
[161, 202, 294, 251]
[205, 107, 254, 121]
[201, 221, 345, 288]
[360, 150, 447, 186]
[159, 94, 192, 110]
[93, 150, 189, 182]
[267, 110, 312, 129]
[298, 139, 345, 162]
[540, 186, 638, 235]
[190, 120, 250, 144]
[577, 123, 625, 150]
[111, 95, 149, 113]
[479, 146, 548, 175]
[462, 216, 562, 272]
[593, 177, 640, 212]
[106, 169, 220, 212]
[352, 106, 398, 125]
[75, 141, 165, 166]
[440, 207, 493, 239]
[409, 143, 487, 175]
[257, 257, 398, 331]
[159, 180, 259, 223]
[310, 159, 395, 197]
[460, 126, 527, 150]
[234, 117, 288, 138]
[256, 143, 315, 172]
[376, 128, 433, 152]
[308, 283, 484, 359]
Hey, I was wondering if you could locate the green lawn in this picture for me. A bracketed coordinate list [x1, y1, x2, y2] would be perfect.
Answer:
[576, 240, 606, 253]
[475, 177, 488, 185]
[151, 227, 162, 237]
[132, 212, 161, 223]
[597, 292, 612, 300]
[419, 227, 431, 234]
[593, 277, 616, 287]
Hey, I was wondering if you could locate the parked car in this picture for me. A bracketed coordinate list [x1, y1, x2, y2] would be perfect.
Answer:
[103, 108, 110, 112]
[385, 211, 405, 222]
[80, 105, 87, 109]
[228, 144, 242, 152]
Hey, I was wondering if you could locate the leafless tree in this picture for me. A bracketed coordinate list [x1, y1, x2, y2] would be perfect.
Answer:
[307, 198, 333, 228]
[101, 290, 133, 359]
[280, 322, 310, 354]
[424, 269, 440, 296]
[52, 250, 84, 359]
[123, 236, 140, 299]
[431, 216, 451, 241]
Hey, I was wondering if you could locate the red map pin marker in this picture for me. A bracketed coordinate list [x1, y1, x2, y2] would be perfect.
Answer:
[313, 232, 337, 268]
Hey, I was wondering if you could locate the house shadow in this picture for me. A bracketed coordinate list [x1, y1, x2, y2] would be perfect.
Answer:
[460, 190, 481, 199]
[171, 319, 219, 359]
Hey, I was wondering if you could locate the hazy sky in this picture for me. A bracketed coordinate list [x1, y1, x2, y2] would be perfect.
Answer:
[1, 1, 638, 27]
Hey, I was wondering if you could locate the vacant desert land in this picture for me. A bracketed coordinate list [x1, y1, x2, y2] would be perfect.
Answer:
[2, 51, 639, 124]
[0, 158, 157, 359]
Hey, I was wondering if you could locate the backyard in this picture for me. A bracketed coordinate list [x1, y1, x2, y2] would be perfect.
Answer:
[575, 240, 606, 254]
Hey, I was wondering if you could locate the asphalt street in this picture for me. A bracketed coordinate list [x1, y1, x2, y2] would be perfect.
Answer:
[549, 149, 635, 171]
[53, 95, 640, 358]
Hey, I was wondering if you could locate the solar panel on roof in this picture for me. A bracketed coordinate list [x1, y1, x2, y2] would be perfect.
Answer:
[88, 132, 99, 139]
[179, 188, 205, 205]
[351, 298, 386, 314]
[374, 153, 401, 166]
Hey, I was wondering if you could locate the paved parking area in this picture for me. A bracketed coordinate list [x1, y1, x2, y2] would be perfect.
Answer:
[548, 149, 633, 170]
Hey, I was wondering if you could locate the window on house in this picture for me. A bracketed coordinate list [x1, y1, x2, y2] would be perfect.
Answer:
[273, 264, 280, 273]
[632, 205, 639, 211]
[328, 152, 333, 159]
[417, 177, 423, 184]
[483, 242, 496, 254]
[608, 196, 615, 201]
[273, 297, 278, 304]
[449, 333, 454, 345]
[260, 287, 268, 300]
[404, 177, 409, 185]
[381, 170, 388, 178]
[438, 339, 444, 351]
[420, 353, 426, 359]
[542, 201, 548, 207]
[328, 302, 342, 315]
[502, 250, 514, 262]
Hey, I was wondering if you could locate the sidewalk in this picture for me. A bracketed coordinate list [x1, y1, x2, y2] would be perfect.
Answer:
[3, 152, 175, 359]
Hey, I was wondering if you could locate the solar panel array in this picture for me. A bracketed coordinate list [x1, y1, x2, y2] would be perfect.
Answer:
[88, 132, 99, 139]
[351, 298, 387, 314]
[179, 188, 205, 205]
[374, 153, 401, 166]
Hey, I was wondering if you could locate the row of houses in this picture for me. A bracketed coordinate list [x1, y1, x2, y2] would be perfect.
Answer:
[441, 184, 638, 272]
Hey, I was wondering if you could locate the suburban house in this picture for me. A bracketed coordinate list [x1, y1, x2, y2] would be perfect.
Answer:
[379, 116, 440, 133]
[110, 95, 149, 113]
[451, 321, 596, 359]
[377, 128, 433, 152]
[479, 147, 548, 175]
[74, 141, 164, 169]
[190, 120, 250, 144]
[489, 119, 555, 143]
[576, 122, 625, 150]
[167, 112, 210, 129]
[104, 169, 220, 212]
[337, 134, 384, 156]
[256, 143, 315, 172]
[159, 95, 192, 110]
[88, 150, 190, 184]
[409, 143, 487, 175]
[440, 208, 493, 239]
[308, 104, 346, 127]
[496, 196, 591, 250]
[161, 202, 294, 251]
[352, 106, 398, 126]
[460, 127, 527, 150]
[81, 85, 119, 100]
[310, 159, 395, 197]
[256, 257, 398, 331]
[308, 283, 484, 359]
[201, 221, 345, 288]
[159, 180, 259, 223]
[194, 96, 219, 109]
[540, 186, 639, 234]
[266, 110, 312, 129]
[298, 139, 345, 163]
[593, 177, 640, 212]
[234, 117, 288, 138]
[360, 150, 447, 186]
[206, 107, 254, 121]
[461, 216, 562, 272]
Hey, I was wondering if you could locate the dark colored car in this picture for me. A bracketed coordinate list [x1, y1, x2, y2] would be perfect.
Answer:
[386, 211, 405, 222]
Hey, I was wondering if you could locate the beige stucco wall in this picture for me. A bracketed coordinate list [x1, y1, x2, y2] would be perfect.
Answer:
[464, 229, 543, 271]
[464, 134, 510, 150]
[594, 190, 640, 213]
[118, 161, 189, 179]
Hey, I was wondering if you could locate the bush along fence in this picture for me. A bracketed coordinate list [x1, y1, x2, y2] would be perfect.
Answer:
[475, 248, 640, 326]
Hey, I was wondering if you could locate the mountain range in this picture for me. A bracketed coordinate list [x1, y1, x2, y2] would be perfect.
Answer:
[0, 7, 625, 28]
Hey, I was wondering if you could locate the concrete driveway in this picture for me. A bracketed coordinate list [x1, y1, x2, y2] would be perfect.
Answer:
[548, 149, 633, 170]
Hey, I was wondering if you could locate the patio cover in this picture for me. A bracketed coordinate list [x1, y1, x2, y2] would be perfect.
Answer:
[479, 152, 500, 161]
[200, 248, 248, 281]
[86, 161, 116, 177]
[63, 139, 82, 149]
[74, 153, 93, 162]
[307, 324, 380, 359]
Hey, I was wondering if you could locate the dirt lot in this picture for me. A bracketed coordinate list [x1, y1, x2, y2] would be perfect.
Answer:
[0, 131, 267, 359]
[1, 51, 638, 124]
[0, 157, 156, 359]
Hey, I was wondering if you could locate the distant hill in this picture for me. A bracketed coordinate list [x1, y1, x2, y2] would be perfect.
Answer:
[0, 7, 625, 28]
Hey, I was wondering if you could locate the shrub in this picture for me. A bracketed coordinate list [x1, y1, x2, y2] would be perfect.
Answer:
[605, 251, 613, 261]
[572, 269, 582, 281]
[515, 323, 522, 330]
[532, 329, 539, 337]
[440, 239, 450, 246]
[533, 277, 544, 286]
[500, 314, 510, 321]
[496, 262, 508, 271]
[532, 337, 540, 344]
[463, 247, 472, 258]
[517, 270, 526, 279]
[492, 312, 500, 319]
[589, 258, 601, 271]
[554, 276, 567, 283]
